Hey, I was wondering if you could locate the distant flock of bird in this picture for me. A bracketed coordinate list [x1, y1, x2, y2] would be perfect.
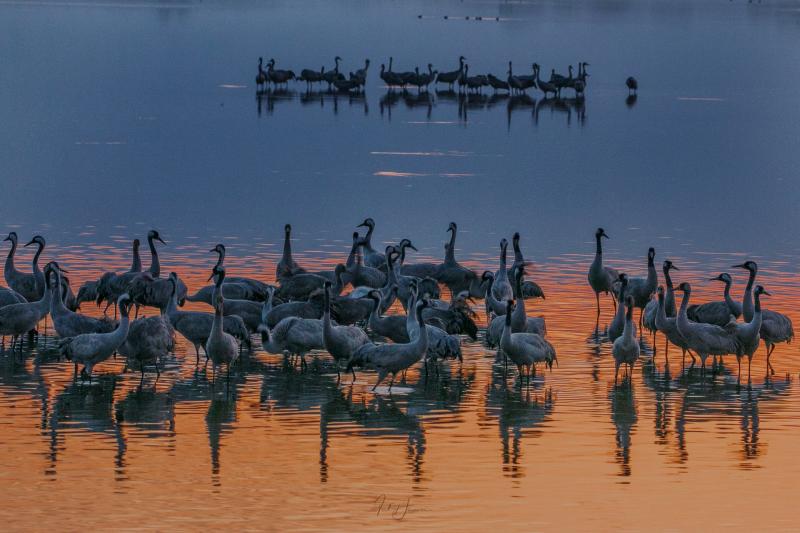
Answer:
[0, 222, 780, 391]
[254, 56, 632, 99]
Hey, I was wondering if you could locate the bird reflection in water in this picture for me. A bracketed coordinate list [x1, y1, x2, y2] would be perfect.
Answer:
[483, 363, 553, 480]
[626, 94, 638, 108]
[609, 385, 637, 478]
[674, 375, 790, 468]
[204, 377, 242, 488]
[640, 359, 673, 449]
[534, 97, 586, 127]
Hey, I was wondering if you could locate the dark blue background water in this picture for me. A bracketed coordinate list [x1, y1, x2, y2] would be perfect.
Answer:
[1, 0, 799, 259]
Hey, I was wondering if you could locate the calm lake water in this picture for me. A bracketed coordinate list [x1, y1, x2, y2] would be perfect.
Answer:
[2, 0, 800, 530]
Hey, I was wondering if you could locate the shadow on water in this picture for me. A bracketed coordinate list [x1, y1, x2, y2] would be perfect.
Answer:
[609, 385, 637, 479]
[481, 362, 554, 481]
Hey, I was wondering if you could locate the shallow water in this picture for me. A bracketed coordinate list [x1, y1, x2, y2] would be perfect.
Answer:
[2, 0, 800, 530]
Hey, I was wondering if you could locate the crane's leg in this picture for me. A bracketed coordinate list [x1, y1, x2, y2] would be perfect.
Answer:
[517, 364, 524, 387]
[629, 362, 634, 387]
[614, 363, 620, 386]
[747, 355, 753, 384]
[665, 338, 670, 366]
[372, 370, 387, 391]
[595, 292, 601, 316]
[195, 346, 200, 365]
[737, 356, 741, 384]
[766, 344, 775, 375]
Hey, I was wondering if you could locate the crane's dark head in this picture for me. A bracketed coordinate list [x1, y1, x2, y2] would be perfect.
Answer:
[400, 238, 417, 252]
[284, 224, 292, 235]
[675, 282, 691, 293]
[334, 263, 346, 275]
[132, 238, 140, 249]
[358, 218, 374, 230]
[210, 243, 225, 255]
[513, 232, 520, 243]
[657, 285, 665, 298]
[710, 272, 732, 284]
[335, 56, 342, 62]
[663, 260, 678, 271]
[500, 238, 508, 249]
[447, 222, 457, 233]
[148, 229, 165, 245]
[754, 285, 770, 297]
[732, 260, 757, 273]
[648, 247, 655, 260]
[595, 228, 609, 239]
[618, 273, 628, 282]
[25, 235, 45, 248]
[4, 232, 17, 243]
[481, 270, 494, 282]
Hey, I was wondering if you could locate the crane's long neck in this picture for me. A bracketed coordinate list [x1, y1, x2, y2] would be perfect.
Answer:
[131, 242, 142, 272]
[5, 238, 17, 275]
[595, 234, 603, 257]
[261, 291, 274, 325]
[52, 270, 67, 312]
[445, 227, 457, 264]
[213, 249, 225, 271]
[32, 243, 44, 274]
[333, 269, 344, 294]
[323, 288, 333, 334]
[723, 279, 737, 312]
[148, 236, 160, 277]
[622, 301, 635, 340]
[656, 293, 667, 324]
[499, 243, 508, 270]
[677, 289, 691, 330]
[663, 268, 676, 315]
[112, 311, 131, 344]
[406, 290, 418, 332]
[36, 274, 51, 314]
[166, 281, 179, 316]
[646, 255, 657, 286]
[368, 298, 381, 329]
[501, 307, 513, 348]
[346, 238, 359, 268]
[743, 269, 756, 321]
[414, 305, 429, 355]
[513, 237, 523, 265]
[212, 300, 224, 335]
[283, 230, 293, 266]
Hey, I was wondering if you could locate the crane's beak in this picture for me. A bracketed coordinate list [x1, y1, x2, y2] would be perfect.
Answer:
[209, 248, 217, 253]
[763, 290, 772, 296]
[24, 239, 36, 247]
[157, 236, 166, 245]
[408, 244, 418, 251]
[732, 263, 746, 269]
[670, 265, 679, 271]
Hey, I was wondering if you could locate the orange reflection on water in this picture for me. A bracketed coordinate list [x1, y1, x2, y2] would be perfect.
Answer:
[0, 242, 799, 530]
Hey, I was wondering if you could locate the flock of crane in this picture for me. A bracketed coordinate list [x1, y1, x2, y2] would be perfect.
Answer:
[589, 228, 793, 385]
[255, 56, 601, 99]
[0, 222, 786, 391]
